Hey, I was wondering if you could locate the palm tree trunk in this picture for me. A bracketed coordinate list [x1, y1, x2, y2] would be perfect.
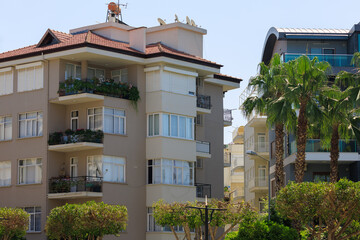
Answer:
[295, 99, 308, 183]
[330, 124, 339, 183]
[275, 123, 285, 193]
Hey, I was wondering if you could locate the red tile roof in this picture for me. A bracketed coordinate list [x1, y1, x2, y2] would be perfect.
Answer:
[0, 29, 222, 68]
[214, 73, 242, 83]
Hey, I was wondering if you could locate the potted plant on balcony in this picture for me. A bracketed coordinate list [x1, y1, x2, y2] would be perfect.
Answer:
[48, 131, 63, 145]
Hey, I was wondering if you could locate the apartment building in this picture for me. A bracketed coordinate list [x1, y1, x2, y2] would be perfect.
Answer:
[0, 11, 241, 240]
[261, 22, 360, 195]
[224, 126, 245, 202]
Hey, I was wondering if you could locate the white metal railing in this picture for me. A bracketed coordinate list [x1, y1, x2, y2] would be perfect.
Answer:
[246, 141, 269, 153]
[248, 177, 268, 189]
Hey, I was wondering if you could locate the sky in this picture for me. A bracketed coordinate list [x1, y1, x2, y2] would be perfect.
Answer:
[1, 0, 360, 143]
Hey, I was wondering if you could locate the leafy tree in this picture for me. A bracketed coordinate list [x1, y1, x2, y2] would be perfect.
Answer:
[276, 179, 360, 240]
[0, 208, 29, 240]
[46, 201, 127, 240]
[152, 199, 256, 240]
[243, 54, 296, 193]
[284, 56, 330, 182]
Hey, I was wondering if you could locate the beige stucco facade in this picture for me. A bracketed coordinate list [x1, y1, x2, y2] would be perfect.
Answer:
[0, 18, 240, 240]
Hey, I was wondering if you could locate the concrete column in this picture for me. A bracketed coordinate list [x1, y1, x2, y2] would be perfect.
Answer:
[81, 60, 88, 80]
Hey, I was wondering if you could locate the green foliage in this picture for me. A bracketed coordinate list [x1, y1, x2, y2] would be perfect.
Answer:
[153, 199, 256, 240]
[58, 78, 140, 108]
[48, 129, 104, 145]
[276, 179, 360, 239]
[45, 201, 127, 240]
[224, 231, 238, 240]
[0, 208, 29, 240]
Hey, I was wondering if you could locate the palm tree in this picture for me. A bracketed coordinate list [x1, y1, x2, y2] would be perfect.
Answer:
[243, 54, 296, 193]
[284, 56, 330, 183]
[320, 57, 360, 183]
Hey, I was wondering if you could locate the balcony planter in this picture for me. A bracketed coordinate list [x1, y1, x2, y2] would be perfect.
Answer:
[48, 129, 104, 145]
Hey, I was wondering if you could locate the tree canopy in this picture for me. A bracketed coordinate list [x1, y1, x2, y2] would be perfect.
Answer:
[45, 201, 127, 240]
[0, 207, 29, 240]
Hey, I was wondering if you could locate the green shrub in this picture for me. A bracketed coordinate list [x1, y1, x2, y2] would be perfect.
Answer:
[0, 208, 29, 240]
[267, 222, 298, 240]
[224, 231, 238, 240]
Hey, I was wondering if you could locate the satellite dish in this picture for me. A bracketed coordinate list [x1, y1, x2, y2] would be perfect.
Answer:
[186, 16, 191, 25]
[175, 14, 179, 22]
[158, 18, 166, 26]
[191, 19, 197, 27]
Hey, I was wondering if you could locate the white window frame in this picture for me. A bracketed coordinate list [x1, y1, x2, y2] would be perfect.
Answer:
[147, 207, 184, 232]
[87, 107, 126, 135]
[0, 161, 11, 187]
[111, 68, 128, 83]
[0, 68, 13, 96]
[18, 158, 42, 185]
[24, 207, 41, 233]
[70, 110, 79, 131]
[18, 111, 43, 138]
[147, 159, 194, 186]
[87, 155, 126, 183]
[65, 63, 81, 80]
[104, 107, 126, 135]
[70, 157, 78, 178]
[0, 115, 12, 141]
[103, 156, 126, 183]
[147, 113, 194, 140]
[87, 67, 105, 81]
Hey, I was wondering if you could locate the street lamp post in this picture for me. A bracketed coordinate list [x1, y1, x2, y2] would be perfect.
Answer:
[246, 150, 271, 221]
[186, 196, 225, 240]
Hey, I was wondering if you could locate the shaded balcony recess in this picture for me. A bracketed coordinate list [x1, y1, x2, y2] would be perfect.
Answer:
[49, 176, 103, 194]
[197, 95, 211, 109]
[288, 139, 357, 155]
[195, 183, 211, 198]
[282, 53, 354, 68]
[224, 152, 231, 167]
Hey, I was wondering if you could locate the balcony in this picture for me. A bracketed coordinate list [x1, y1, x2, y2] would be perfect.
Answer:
[248, 177, 268, 193]
[195, 183, 211, 198]
[288, 139, 357, 155]
[224, 152, 231, 167]
[282, 53, 354, 68]
[196, 141, 211, 158]
[50, 79, 139, 105]
[247, 141, 269, 156]
[196, 94, 211, 114]
[48, 176, 103, 199]
[224, 109, 233, 127]
[48, 129, 104, 152]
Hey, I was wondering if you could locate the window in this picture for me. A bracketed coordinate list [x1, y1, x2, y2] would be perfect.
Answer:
[147, 113, 193, 140]
[19, 112, 43, 138]
[147, 207, 185, 232]
[65, 63, 81, 80]
[88, 107, 126, 134]
[313, 172, 330, 182]
[17, 63, 43, 92]
[18, 158, 42, 184]
[147, 159, 194, 186]
[258, 165, 266, 187]
[195, 114, 202, 126]
[0, 161, 11, 186]
[111, 69, 128, 83]
[0, 68, 13, 95]
[103, 156, 125, 183]
[323, 48, 335, 54]
[70, 111, 78, 131]
[196, 158, 203, 168]
[87, 156, 126, 183]
[24, 207, 41, 232]
[104, 108, 126, 135]
[270, 141, 275, 160]
[0, 116, 12, 141]
[87, 156, 102, 177]
[70, 157, 78, 178]
[87, 67, 105, 81]
[88, 107, 103, 131]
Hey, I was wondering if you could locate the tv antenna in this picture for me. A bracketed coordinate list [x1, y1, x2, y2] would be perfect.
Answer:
[175, 14, 179, 22]
[158, 18, 166, 26]
[106, 1, 128, 23]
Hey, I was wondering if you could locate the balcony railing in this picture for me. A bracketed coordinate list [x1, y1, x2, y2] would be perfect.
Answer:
[288, 139, 357, 155]
[195, 183, 211, 198]
[247, 141, 269, 153]
[197, 95, 211, 109]
[196, 141, 210, 154]
[224, 109, 233, 122]
[248, 177, 268, 190]
[58, 78, 140, 102]
[48, 129, 104, 145]
[282, 53, 354, 67]
[49, 176, 103, 194]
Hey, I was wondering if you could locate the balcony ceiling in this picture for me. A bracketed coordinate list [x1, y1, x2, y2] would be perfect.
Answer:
[48, 142, 104, 153]
[50, 93, 104, 105]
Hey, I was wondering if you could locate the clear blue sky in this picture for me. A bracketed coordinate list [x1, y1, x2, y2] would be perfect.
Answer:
[1, 0, 360, 143]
